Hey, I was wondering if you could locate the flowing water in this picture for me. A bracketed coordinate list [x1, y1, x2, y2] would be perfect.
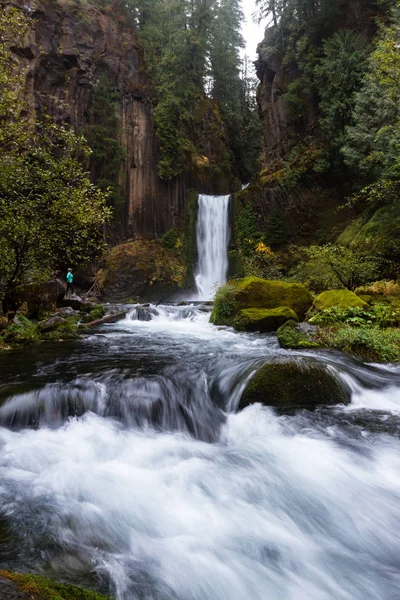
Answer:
[194, 194, 230, 299]
[1, 305, 400, 599]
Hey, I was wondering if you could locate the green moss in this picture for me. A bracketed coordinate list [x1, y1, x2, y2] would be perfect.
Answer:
[210, 284, 237, 326]
[277, 320, 320, 349]
[357, 294, 374, 305]
[312, 290, 367, 312]
[232, 277, 313, 320]
[0, 571, 111, 600]
[3, 316, 39, 345]
[234, 307, 298, 332]
[239, 359, 350, 413]
[211, 277, 313, 327]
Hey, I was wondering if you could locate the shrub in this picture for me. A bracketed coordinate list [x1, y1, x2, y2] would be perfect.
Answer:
[316, 325, 400, 363]
[3, 316, 39, 345]
[289, 244, 382, 292]
[309, 304, 400, 328]
[356, 280, 400, 297]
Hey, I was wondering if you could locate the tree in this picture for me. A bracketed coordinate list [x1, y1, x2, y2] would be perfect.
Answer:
[0, 8, 111, 306]
[342, 6, 400, 182]
[315, 30, 368, 160]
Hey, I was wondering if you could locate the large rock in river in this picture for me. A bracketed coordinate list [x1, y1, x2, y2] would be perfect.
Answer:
[210, 277, 313, 327]
[239, 358, 351, 413]
[234, 307, 298, 332]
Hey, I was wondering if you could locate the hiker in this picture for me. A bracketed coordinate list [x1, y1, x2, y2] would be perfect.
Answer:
[66, 268, 74, 296]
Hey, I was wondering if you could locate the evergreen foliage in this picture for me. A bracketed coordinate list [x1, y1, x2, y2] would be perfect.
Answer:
[0, 9, 111, 307]
[129, 0, 260, 181]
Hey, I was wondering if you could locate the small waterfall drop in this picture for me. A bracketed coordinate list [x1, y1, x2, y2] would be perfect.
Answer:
[195, 194, 230, 299]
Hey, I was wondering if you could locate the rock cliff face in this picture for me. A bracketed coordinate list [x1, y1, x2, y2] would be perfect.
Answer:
[5, 0, 231, 237]
[242, 0, 379, 243]
[255, 0, 376, 166]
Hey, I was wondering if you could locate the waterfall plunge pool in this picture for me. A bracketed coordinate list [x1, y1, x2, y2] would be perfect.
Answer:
[1, 304, 400, 600]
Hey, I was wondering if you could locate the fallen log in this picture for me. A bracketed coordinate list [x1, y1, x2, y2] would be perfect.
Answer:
[86, 311, 127, 327]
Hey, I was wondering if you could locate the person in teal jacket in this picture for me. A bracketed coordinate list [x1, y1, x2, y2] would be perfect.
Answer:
[66, 268, 74, 296]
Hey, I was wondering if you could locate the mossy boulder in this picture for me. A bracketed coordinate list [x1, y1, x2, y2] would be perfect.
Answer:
[97, 238, 185, 301]
[234, 307, 298, 332]
[239, 358, 351, 413]
[211, 277, 313, 327]
[313, 290, 367, 312]
[277, 320, 320, 349]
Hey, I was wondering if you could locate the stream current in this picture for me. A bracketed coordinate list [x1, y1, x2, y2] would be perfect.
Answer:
[1, 305, 400, 599]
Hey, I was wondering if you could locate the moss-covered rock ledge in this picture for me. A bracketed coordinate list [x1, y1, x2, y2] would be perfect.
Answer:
[0, 571, 111, 600]
[210, 277, 313, 331]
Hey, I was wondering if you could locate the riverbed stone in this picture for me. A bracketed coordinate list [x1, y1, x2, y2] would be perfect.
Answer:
[234, 307, 298, 332]
[211, 277, 313, 327]
[239, 358, 351, 413]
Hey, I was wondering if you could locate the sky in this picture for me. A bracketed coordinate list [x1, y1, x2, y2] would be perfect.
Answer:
[241, 0, 266, 59]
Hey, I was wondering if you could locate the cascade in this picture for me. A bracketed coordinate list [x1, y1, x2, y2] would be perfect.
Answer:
[194, 194, 230, 299]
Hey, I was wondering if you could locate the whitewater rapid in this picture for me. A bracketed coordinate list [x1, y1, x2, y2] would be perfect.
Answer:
[1, 305, 400, 600]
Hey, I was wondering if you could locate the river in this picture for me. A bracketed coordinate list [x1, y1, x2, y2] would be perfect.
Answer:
[1, 304, 400, 600]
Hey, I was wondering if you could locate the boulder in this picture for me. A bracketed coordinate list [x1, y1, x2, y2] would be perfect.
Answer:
[277, 320, 320, 349]
[39, 316, 67, 332]
[14, 279, 65, 317]
[61, 294, 84, 310]
[234, 307, 298, 332]
[312, 290, 367, 312]
[55, 306, 77, 317]
[211, 277, 313, 327]
[239, 358, 350, 413]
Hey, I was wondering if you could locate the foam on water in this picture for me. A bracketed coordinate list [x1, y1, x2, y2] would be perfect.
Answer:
[1, 304, 400, 599]
[1, 406, 400, 599]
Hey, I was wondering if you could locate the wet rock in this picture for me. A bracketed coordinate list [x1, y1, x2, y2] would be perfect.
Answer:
[234, 307, 298, 332]
[39, 316, 67, 332]
[55, 306, 76, 317]
[239, 358, 351, 413]
[61, 294, 84, 310]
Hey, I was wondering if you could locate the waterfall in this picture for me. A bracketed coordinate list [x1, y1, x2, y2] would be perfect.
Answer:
[195, 194, 230, 300]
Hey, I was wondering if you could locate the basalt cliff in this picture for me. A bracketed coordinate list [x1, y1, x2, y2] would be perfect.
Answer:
[4, 0, 232, 238]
